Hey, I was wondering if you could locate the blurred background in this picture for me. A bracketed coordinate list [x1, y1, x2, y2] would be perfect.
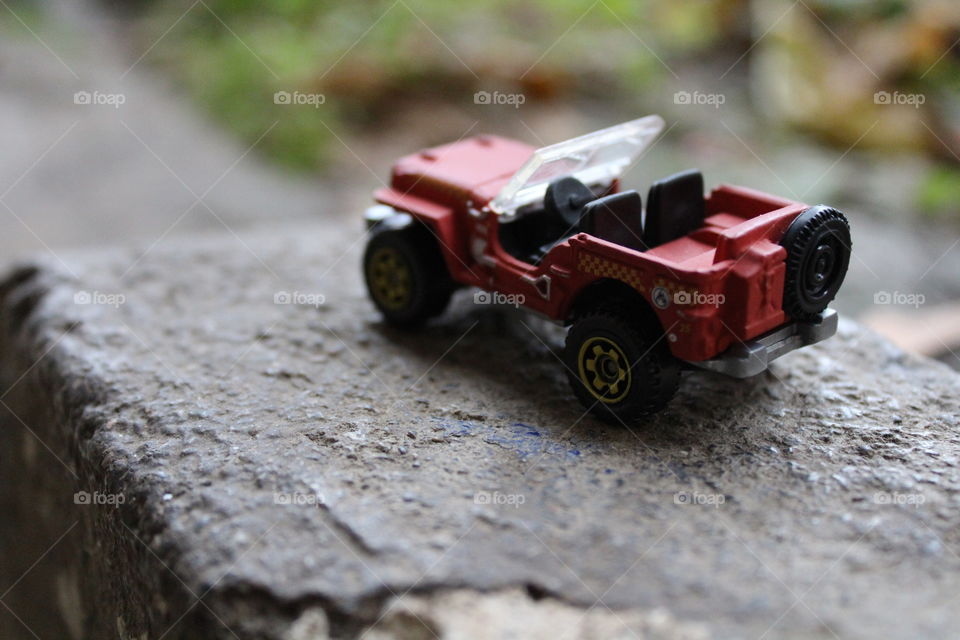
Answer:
[1, 0, 958, 366]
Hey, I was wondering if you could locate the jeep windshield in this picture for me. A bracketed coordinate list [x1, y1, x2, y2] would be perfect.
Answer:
[489, 115, 665, 217]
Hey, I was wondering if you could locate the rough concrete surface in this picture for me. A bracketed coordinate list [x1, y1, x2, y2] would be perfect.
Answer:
[2, 222, 960, 640]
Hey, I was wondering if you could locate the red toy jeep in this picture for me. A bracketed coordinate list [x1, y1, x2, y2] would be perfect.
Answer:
[363, 116, 850, 422]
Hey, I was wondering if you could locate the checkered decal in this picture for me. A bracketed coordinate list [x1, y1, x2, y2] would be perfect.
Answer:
[578, 253, 647, 293]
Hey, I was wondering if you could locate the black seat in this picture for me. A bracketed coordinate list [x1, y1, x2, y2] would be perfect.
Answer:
[531, 176, 597, 262]
[580, 190, 646, 251]
[644, 169, 705, 248]
[544, 176, 595, 230]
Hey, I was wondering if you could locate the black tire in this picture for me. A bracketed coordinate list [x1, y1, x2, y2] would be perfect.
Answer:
[780, 206, 851, 321]
[363, 225, 454, 327]
[564, 310, 680, 423]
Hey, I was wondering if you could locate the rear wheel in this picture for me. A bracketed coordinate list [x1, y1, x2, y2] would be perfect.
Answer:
[780, 206, 851, 321]
[363, 226, 454, 327]
[564, 310, 679, 423]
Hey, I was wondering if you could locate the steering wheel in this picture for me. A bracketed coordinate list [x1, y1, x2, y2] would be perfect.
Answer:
[544, 177, 595, 229]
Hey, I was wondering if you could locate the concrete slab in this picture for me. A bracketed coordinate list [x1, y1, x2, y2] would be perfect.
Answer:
[2, 223, 959, 639]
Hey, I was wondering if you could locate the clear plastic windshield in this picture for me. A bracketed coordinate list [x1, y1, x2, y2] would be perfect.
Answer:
[489, 115, 665, 216]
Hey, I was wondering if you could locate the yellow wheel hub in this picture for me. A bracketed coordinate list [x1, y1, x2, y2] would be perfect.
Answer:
[577, 336, 631, 404]
[368, 247, 413, 311]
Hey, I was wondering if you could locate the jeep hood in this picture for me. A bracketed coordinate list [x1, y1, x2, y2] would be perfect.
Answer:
[389, 135, 536, 207]
[386, 115, 665, 213]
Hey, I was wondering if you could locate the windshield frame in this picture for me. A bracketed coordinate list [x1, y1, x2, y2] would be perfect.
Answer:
[488, 115, 665, 218]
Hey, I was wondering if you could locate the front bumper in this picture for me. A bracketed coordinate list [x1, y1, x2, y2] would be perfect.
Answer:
[684, 309, 838, 378]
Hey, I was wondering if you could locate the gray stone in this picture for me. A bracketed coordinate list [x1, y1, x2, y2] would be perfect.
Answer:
[2, 223, 960, 639]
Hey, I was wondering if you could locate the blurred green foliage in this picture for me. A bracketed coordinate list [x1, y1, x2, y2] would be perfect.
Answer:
[135, 0, 741, 169]
[919, 165, 960, 220]
[130, 0, 957, 221]
[752, 0, 960, 219]
[0, 0, 44, 31]
[755, 0, 960, 151]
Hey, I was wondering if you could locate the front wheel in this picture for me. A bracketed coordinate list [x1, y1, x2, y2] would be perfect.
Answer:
[564, 311, 680, 423]
[363, 226, 454, 327]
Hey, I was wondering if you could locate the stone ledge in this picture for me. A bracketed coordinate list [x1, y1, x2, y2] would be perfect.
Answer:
[2, 223, 959, 639]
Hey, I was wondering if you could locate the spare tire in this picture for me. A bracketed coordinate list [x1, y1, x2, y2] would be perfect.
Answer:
[780, 206, 851, 321]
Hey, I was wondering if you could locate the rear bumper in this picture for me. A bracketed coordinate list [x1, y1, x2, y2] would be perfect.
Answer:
[684, 309, 837, 378]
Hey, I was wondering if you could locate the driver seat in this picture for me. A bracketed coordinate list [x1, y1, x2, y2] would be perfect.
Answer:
[543, 176, 595, 230]
[533, 177, 596, 261]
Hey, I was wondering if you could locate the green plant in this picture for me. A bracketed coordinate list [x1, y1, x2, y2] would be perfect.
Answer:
[134, 0, 729, 169]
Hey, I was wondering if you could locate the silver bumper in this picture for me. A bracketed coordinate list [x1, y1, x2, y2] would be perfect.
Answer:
[364, 204, 411, 231]
[685, 309, 838, 378]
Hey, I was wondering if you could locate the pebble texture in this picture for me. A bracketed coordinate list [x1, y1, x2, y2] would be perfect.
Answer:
[1, 223, 960, 639]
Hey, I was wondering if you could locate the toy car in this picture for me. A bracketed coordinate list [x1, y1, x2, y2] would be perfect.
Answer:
[362, 116, 850, 422]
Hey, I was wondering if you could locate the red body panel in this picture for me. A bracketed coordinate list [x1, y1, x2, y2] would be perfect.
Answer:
[375, 135, 812, 362]
[388, 135, 535, 207]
